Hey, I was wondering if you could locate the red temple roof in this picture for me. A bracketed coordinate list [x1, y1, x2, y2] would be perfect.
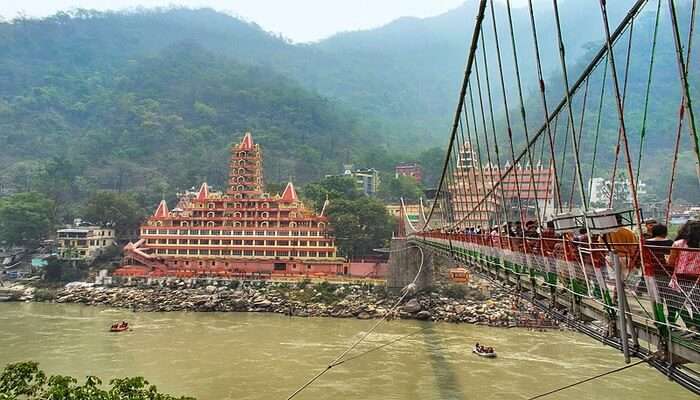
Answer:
[239, 132, 254, 151]
[197, 182, 209, 201]
[153, 200, 169, 218]
[281, 182, 298, 202]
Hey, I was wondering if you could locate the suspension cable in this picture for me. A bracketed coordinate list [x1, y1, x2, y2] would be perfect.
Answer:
[527, 0, 564, 213]
[474, 55, 507, 231]
[425, 0, 489, 225]
[448, 0, 649, 226]
[553, 0, 592, 214]
[598, 0, 648, 279]
[488, 0, 526, 231]
[479, 28, 513, 248]
[668, 0, 700, 185]
[665, 0, 697, 223]
[634, 0, 663, 188]
[525, 356, 652, 399]
[285, 246, 425, 399]
[608, 17, 636, 209]
[587, 56, 609, 207]
[505, 0, 545, 228]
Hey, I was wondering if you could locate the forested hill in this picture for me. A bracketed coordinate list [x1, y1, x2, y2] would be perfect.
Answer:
[0, 1, 696, 214]
[0, 38, 376, 210]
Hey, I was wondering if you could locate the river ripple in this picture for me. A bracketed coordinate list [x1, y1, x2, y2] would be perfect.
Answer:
[0, 302, 693, 399]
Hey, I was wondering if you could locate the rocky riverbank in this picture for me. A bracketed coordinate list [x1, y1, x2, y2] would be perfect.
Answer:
[41, 277, 555, 327]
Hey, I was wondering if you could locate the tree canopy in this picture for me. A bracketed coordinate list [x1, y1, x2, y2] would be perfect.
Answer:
[0, 192, 54, 246]
[0, 361, 194, 400]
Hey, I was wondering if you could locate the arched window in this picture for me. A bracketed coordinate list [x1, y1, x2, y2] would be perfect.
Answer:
[234, 194, 243, 199]
[262, 202, 269, 208]
[290, 222, 297, 228]
[234, 202, 242, 208]
[207, 211, 215, 218]
[233, 221, 242, 227]
[234, 212, 242, 218]
[238, 168, 245, 174]
[207, 221, 215, 227]
[318, 222, 326, 229]
[290, 212, 297, 218]
[207, 202, 215, 209]
[237, 176, 245, 182]
[239, 160, 245, 166]
[260, 221, 269, 228]
[155, 221, 162, 226]
[261, 212, 269, 218]
[237, 185, 245, 191]
[181, 221, 189, 227]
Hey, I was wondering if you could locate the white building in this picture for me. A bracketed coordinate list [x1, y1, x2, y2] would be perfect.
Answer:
[57, 220, 116, 263]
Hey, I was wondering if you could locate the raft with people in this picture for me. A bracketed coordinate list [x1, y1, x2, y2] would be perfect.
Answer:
[109, 321, 129, 332]
[473, 343, 497, 358]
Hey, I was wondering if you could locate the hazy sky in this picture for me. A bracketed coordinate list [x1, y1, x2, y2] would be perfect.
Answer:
[0, 0, 528, 42]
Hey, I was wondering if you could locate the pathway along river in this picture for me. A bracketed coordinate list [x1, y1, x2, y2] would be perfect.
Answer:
[0, 303, 693, 399]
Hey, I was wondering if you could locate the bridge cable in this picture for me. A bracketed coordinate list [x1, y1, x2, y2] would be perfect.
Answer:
[552, 0, 593, 214]
[525, 356, 652, 400]
[467, 83, 493, 230]
[285, 245, 425, 399]
[598, 0, 649, 278]
[607, 16, 636, 209]
[477, 29, 513, 248]
[446, 0, 649, 226]
[568, 77, 590, 211]
[460, 87, 484, 228]
[587, 56, 609, 208]
[488, 0, 526, 230]
[473, 56, 508, 232]
[329, 326, 431, 367]
[634, 0, 663, 189]
[505, 0, 545, 228]
[665, 0, 697, 224]
[425, 0, 489, 225]
[527, 0, 564, 213]
[668, 0, 700, 183]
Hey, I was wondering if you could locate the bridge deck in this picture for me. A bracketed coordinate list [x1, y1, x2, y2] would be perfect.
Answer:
[413, 236, 700, 366]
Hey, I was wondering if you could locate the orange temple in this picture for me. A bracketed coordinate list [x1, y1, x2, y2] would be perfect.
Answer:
[115, 133, 355, 279]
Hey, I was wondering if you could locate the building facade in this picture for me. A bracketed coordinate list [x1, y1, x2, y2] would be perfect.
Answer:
[117, 133, 347, 278]
[449, 144, 555, 227]
[57, 222, 116, 263]
[395, 163, 423, 183]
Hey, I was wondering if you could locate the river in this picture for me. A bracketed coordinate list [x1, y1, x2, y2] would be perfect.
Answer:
[0, 302, 692, 399]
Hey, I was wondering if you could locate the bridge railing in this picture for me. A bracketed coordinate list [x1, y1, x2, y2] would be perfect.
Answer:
[415, 231, 700, 336]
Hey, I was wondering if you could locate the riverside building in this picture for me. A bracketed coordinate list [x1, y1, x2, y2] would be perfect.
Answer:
[117, 133, 348, 278]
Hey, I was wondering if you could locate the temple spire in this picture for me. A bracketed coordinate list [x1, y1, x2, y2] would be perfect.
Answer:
[280, 182, 298, 202]
[153, 200, 169, 218]
[239, 132, 254, 151]
[197, 182, 209, 201]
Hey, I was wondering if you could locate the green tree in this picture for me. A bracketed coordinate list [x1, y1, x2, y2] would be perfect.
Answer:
[302, 175, 362, 211]
[326, 197, 395, 259]
[0, 192, 54, 246]
[82, 191, 146, 236]
[377, 175, 423, 203]
[0, 361, 194, 400]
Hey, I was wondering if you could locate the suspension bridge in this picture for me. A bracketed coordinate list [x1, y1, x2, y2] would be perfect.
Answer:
[396, 0, 700, 394]
[286, 0, 700, 397]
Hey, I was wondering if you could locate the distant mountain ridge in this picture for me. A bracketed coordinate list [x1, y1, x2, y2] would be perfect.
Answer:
[1, 1, 696, 205]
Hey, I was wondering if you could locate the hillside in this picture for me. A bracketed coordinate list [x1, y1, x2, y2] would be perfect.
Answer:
[0, 1, 696, 213]
[0, 41, 378, 210]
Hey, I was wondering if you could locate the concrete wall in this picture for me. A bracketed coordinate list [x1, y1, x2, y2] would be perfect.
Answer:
[387, 238, 432, 290]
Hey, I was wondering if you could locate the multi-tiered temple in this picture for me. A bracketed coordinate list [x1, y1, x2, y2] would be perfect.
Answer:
[117, 133, 346, 278]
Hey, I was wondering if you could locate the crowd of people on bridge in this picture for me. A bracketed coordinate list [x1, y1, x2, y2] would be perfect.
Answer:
[430, 218, 700, 278]
[424, 217, 700, 331]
